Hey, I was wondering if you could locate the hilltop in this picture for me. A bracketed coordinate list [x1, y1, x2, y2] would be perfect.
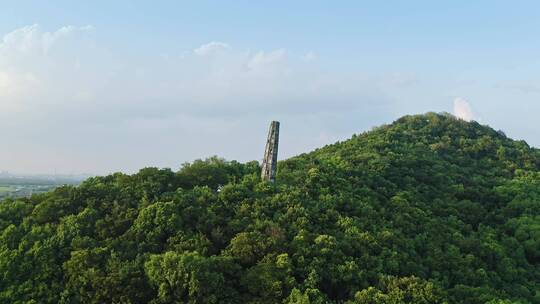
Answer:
[0, 113, 538, 303]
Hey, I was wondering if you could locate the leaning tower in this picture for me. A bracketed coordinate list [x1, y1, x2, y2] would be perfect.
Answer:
[261, 121, 280, 182]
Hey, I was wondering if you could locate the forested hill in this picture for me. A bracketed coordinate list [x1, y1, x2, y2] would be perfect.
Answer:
[1, 113, 539, 304]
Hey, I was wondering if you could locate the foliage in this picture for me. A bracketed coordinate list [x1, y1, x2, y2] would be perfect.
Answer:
[0, 113, 539, 303]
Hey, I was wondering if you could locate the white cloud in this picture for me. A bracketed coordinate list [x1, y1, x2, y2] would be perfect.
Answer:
[453, 97, 474, 121]
[0, 24, 96, 112]
[42, 25, 93, 52]
[0, 24, 92, 55]
[194, 41, 230, 56]
[247, 49, 286, 69]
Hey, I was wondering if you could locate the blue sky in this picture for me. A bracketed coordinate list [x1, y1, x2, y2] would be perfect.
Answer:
[1, 1, 539, 174]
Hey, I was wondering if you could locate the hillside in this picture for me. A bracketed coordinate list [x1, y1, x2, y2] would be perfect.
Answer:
[0, 113, 539, 303]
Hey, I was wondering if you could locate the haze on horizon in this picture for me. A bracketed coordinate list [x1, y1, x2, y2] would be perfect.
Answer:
[1, 1, 539, 175]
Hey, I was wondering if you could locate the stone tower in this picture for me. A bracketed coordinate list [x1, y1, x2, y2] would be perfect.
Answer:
[261, 121, 280, 182]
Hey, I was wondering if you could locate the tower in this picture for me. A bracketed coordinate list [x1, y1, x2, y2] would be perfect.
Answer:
[261, 121, 280, 182]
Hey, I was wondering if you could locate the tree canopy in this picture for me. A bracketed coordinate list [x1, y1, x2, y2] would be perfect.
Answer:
[1, 113, 539, 303]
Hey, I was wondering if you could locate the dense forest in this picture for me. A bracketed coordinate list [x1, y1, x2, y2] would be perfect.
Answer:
[1, 113, 539, 303]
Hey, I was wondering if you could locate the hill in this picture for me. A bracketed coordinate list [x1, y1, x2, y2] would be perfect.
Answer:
[0, 113, 539, 303]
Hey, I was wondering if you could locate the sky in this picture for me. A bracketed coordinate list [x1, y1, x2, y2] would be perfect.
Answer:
[1, 1, 539, 175]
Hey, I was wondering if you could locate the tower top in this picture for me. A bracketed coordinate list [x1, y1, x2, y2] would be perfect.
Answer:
[261, 121, 280, 182]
